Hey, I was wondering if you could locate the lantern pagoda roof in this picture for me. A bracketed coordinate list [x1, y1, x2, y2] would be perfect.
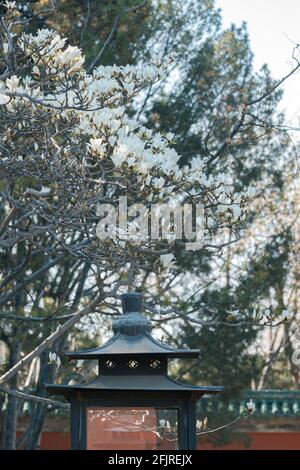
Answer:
[46, 292, 223, 399]
[66, 292, 200, 360]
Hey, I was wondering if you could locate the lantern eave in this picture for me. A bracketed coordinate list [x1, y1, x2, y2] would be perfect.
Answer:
[65, 332, 200, 360]
[45, 374, 223, 398]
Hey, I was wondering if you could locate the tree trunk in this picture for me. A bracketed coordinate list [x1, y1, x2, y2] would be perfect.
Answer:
[24, 349, 55, 449]
[20, 339, 66, 449]
[2, 340, 21, 449]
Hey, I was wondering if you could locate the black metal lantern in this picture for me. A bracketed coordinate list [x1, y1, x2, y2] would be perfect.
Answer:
[46, 292, 223, 450]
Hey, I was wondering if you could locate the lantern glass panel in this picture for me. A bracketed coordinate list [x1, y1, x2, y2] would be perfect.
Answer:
[86, 407, 179, 450]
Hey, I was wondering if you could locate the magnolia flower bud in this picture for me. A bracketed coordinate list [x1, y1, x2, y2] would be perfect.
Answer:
[246, 399, 255, 414]
[282, 309, 290, 321]
[48, 351, 57, 363]
[196, 419, 202, 429]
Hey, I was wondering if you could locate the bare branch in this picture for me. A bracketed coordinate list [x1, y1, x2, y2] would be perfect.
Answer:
[0, 295, 100, 386]
[0, 386, 70, 409]
[87, 14, 120, 73]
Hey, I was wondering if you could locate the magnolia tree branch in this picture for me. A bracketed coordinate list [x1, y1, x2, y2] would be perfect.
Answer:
[0, 312, 77, 322]
[247, 58, 300, 107]
[0, 296, 101, 386]
[0, 207, 17, 236]
[87, 13, 120, 73]
[196, 415, 245, 435]
[146, 303, 287, 328]
[0, 386, 70, 409]
[0, 257, 63, 306]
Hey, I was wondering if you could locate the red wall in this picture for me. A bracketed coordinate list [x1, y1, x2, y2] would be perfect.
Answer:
[16, 432, 70, 450]
[200, 432, 300, 450]
[25, 431, 300, 450]
[40, 432, 70, 450]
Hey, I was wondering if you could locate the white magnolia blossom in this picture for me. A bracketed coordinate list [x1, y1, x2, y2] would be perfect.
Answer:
[226, 309, 240, 319]
[4, 1, 16, 10]
[160, 254, 175, 268]
[6, 75, 20, 92]
[87, 138, 107, 157]
[152, 176, 166, 189]
[48, 352, 56, 363]
[48, 352, 61, 368]
[196, 419, 202, 429]
[0, 29, 247, 190]
[0, 26, 254, 268]
[231, 204, 242, 220]
[246, 399, 255, 413]
[196, 417, 208, 432]
[0, 94, 9, 105]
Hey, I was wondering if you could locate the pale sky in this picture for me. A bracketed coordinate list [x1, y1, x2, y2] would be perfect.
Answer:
[216, 0, 300, 126]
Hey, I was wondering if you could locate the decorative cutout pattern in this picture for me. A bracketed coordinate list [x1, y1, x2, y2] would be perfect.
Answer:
[150, 359, 161, 369]
[127, 359, 139, 369]
[105, 360, 116, 369]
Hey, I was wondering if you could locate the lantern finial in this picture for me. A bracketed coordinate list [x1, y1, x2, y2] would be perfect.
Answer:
[112, 292, 152, 336]
[121, 291, 143, 314]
